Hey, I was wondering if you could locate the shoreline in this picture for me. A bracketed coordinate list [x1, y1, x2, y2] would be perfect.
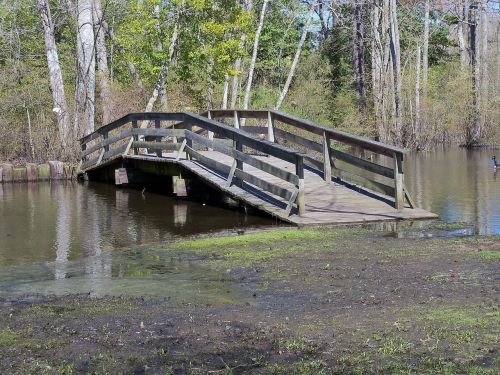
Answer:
[1, 227, 498, 374]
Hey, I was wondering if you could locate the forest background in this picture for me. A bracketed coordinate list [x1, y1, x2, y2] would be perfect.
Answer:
[0, 0, 498, 162]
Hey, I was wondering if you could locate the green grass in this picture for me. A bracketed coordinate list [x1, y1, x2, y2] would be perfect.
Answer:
[162, 227, 363, 267]
[0, 328, 19, 346]
[172, 228, 341, 250]
[475, 250, 500, 261]
[378, 338, 413, 356]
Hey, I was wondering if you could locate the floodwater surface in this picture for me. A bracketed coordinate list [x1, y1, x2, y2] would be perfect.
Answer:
[0, 147, 498, 297]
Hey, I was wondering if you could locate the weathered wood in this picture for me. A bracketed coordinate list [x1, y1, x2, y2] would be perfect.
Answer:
[206, 109, 269, 119]
[331, 148, 395, 179]
[185, 112, 300, 164]
[131, 141, 180, 151]
[272, 110, 406, 158]
[267, 111, 275, 142]
[132, 119, 138, 155]
[226, 159, 237, 187]
[404, 185, 415, 209]
[295, 156, 305, 216]
[332, 166, 396, 197]
[123, 137, 134, 156]
[96, 148, 105, 165]
[12, 167, 27, 182]
[185, 131, 299, 185]
[103, 131, 109, 152]
[393, 152, 404, 209]
[26, 163, 37, 181]
[48, 161, 64, 180]
[0, 165, 2, 182]
[323, 132, 331, 182]
[240, 126, 267, 135]
[303, 155, 323, 171]
[175, 178, 187, 197]
[2, 163, 13, 182]
[77, 111, 432, 224]
[131, 128, 185, 137]
[115, 168, 129, 185]
[37, 164, 50, 180]
[284, 188, 299, 216]
[274, 128, 323, 153]
[207, 110, 214, 150]
[176, 139, 187, 161]
[102, 143, 129, 161]
[233, 168, 294, 201]
[80, 112, 187, 146]
[186, 145, 294, 202]
[185, 146, 232, 175]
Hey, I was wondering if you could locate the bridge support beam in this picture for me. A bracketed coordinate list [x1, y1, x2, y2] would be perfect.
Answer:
[267, 112, 275, 142]
[323, 131, 331, 182]
[296, 156, 305, 216]
[393, 152, 405, 210]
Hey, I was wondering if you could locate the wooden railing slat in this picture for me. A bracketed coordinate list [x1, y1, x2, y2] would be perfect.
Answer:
[185, 131, 299, 185]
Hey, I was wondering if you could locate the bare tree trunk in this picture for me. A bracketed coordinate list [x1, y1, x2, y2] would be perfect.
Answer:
[468, 0, 481, 145]
[371, 1, 381, 132]
[243, 0, 269, 110]
[75, 0, 95, 136]
[422, 0, 430, 97]
[230, 56, 242, 108]
[381, 0, 391, 142]
[37, 0, 71, 149]
[480, 0, 488, 106]
[230, 0, 252, 109]
[144, 17, 179, 114]
[389, 0, 403, 144]
[353, 0, 365, 109]
[93, 0, 113, 125]
[103, 20, 146, 96]
[458, 0, 469, 70]
[275, 3, 315, 110]
[222, 74, 229, 109]
[415, 45, 421, 146]
[25, 105, 35, 160]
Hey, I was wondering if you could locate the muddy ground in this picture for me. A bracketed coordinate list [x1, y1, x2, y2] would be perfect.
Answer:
[0, 226, 499, 374]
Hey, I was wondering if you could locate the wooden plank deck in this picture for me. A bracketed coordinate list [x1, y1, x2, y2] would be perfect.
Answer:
[125, 152, 437, 226]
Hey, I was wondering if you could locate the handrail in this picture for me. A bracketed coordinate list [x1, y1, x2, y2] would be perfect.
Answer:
[79, 111, 306, 217]
[205, 109, 414, 210]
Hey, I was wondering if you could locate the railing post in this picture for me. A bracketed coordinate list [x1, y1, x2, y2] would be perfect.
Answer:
[154, 119, 162, 157]
[296, 155, 305, 216]
[207, 111, 214, 151]
[132, 119, 138, 155]
[233, 110, 240, 150]
[103, 131, 109, 153]
[323, 131, 331, 182]
[267, 111, 275, 143]
[81, 143, 87, 162]
[393, 152, 404, 209]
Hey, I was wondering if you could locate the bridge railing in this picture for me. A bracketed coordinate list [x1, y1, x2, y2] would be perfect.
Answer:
[79, 113, 187, 170]
[205, 109, 414, 210]
[79, 112, 306, 217]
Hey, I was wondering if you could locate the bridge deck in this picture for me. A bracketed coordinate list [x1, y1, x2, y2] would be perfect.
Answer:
[79, 111, 438, 226]
[126, 152, 437, 226]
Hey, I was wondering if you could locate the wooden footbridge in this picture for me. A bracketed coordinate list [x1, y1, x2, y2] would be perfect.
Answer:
[78, 110, 437, 225]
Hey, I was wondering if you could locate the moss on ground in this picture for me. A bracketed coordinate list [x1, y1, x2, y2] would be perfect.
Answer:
[0, 227, 498, 374]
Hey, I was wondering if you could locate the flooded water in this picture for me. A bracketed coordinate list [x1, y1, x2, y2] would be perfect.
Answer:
[405, 147, 499, 236]
[0, 147, 498, 298]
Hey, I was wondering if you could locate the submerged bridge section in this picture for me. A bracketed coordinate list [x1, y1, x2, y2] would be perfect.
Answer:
[78, 110, 437, 225]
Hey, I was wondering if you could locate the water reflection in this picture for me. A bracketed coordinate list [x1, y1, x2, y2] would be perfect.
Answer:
[0, 147, 498, 297]
[0, 181, 277, 298]
[405, 148, 500, 235]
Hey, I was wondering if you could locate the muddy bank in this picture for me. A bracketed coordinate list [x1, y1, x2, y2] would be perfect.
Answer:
[0, 227, 498, 374]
